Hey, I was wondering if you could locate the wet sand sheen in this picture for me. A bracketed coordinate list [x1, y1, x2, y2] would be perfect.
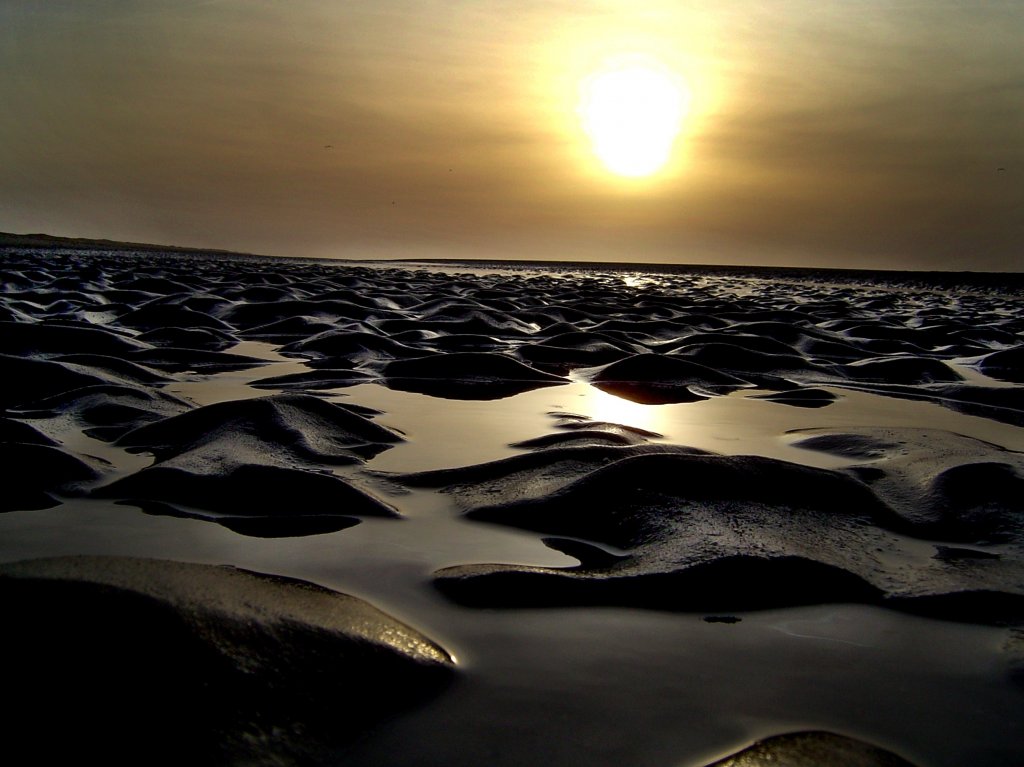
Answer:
[1, 247, 1023, 765]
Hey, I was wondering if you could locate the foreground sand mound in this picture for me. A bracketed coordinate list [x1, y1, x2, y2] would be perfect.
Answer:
[705, 731, 917, 767]
[428, 443, 1024, 623]
[0, 556, 454, 765]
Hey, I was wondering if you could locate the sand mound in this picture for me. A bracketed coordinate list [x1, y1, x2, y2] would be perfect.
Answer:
[13, 383, 192, 441]
[427, 444, 1024, 623]
[978, 345, 1024, 383]
[117, 393, 401, 462]
[135, 325, 239, 351]
[751, 387, 838, 408]
[0, 353, 109, 408]
[793, 427, 1024, 543]
[282, 329, 428, 362]
[383, 352, 567, 399]
[97, 462, 398, 531]
[841, 356, 963, 384]
[102, 394, 403, 533]
[0, 319, 147, 356]
[0, 556, 453, 764]
[591, 353, 749, 403]
[704, 731, 917, 767]
[0, 442, 102, 511]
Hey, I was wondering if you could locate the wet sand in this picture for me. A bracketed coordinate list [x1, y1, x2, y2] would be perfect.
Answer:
[1, 246, 1022, 765]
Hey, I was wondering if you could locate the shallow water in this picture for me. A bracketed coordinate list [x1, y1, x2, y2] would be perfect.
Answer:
[2, 252, 1023, 766]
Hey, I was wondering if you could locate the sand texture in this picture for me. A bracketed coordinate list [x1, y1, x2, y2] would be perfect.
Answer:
[2, 247, 1023, 766]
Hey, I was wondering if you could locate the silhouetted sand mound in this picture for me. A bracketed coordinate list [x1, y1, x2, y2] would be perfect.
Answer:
[97, 462, 397, 530]
[591, 353, 749, 403]
[0, 556, 454, 765]
[516, 336, 634, 374]
[0, 353, 109, 408]
[430, 447, 1024, 623]
[135, 325, 239, 351]
[383, 352, 567, 399]
[281, 329, 428, 363]
[116, 393, 402, 463]
[98, 394, 403, 533]
[394, 441, 714, 510]
[704, 731, 917, 767]
[249, 367, 375, 390]
[792, 427, 1024, 543]
[841, 356, 963, 384]
[668, 342, 829, 378]
[0, 319, 147, 356]
[0, 443, 102, 511]
[978, 345, 1024, 383]
[12, 383, 192, 441]
[127, 345, 270, 372]
[752, 387, 838, 408]
[116, 302, 236, 332]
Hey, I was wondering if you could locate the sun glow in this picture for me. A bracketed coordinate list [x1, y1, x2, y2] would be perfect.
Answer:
[578, 57, 689, 178]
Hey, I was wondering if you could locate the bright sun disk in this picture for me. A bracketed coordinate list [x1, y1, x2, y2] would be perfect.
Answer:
[578, 58, 688, 178]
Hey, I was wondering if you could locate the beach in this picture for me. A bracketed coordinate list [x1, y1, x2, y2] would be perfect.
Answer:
[1, 245, 1022, 766]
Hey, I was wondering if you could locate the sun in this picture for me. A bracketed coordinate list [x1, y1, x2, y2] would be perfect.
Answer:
[578, 57, 689, 178]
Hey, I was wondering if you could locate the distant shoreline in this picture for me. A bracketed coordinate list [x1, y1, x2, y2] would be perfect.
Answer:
[3, 230, 1022, 294]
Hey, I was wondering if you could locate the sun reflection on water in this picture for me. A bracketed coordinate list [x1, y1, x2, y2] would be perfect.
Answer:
[577, 386, 669, 435]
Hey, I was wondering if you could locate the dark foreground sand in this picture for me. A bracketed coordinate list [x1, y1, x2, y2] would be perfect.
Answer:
[1, 246, 1023, 766]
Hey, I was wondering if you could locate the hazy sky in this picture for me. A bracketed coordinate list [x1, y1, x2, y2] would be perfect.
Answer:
[2, 1, 1021, 270]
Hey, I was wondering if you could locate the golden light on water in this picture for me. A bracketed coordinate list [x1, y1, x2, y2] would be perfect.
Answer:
[583, 386, 668, 435]
[577, 56, 690, 178]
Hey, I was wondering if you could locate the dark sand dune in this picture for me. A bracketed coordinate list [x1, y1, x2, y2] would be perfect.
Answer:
[591, 353, 749, 403]
[219, 297, 404, 329]
[383, 351, 567, 399]
[396, 442, 715, 508]
[127, 345, 271, 373]
[249, 367, 375, 390]
[0, 353, 109, 408]
[48, 352, 172, 385]
[704, 731, 918, 767]
[840, 356, 964, 384]
[11, 383, 192, 440]
[793, 427, 1024, 544]
[116, 301, 236, 332]
[978, 345, 1024, 383]
[0, 556, 454, 765]
[98, 394, 402, 533]
[515, 337, 634, 374]
[282, 328, 430, 362]
[135, 325, 239, 351]
[751, 387, 839, 408]
[0, 442, 103, 511]
[98, 462, 398, 531]
[427, 446, 1023, 623]
[236, 315, 338, 342]
[116, 393, 402, 461]
[0, 318, 147, 356]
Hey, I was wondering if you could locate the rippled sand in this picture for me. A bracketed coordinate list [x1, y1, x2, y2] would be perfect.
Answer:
[2, 247, 1022, 765]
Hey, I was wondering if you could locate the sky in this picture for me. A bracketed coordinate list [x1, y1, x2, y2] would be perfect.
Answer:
[1, 1, 1021, 270]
